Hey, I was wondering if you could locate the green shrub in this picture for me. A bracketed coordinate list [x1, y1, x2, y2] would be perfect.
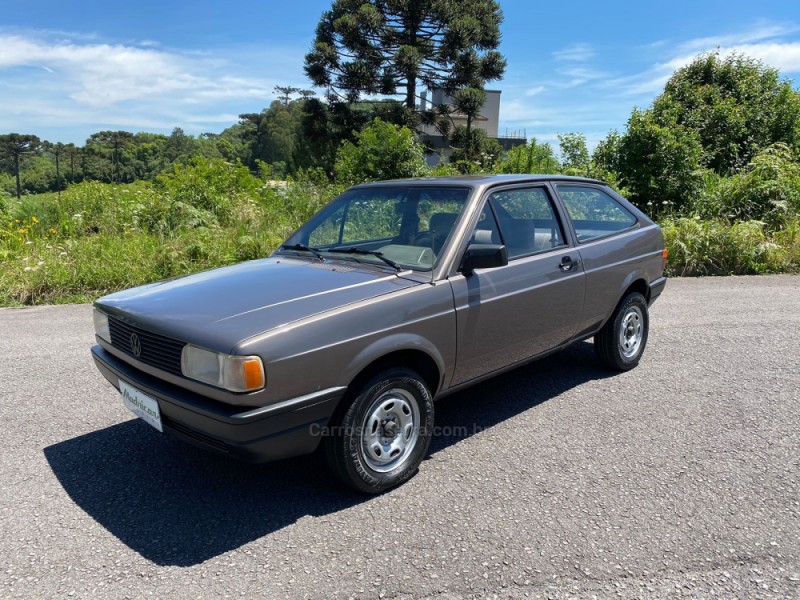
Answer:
[662, 217, 798, 276]
[692, 144, 800, 227]
[3, 180, 169, 238]
[157, 158, 264, 227]
[1, 233, 169, 304]
[334, 118, 426, 184]
[0, 167, 346, 305]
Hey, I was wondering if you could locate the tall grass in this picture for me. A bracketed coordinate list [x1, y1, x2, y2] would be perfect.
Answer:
[2, 155, 799, 306]
[661, 144, 800, 276]
[0, 159, 343, 305]
[662, 217, 800, 276]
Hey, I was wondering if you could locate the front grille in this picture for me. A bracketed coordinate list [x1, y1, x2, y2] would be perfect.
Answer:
[108, 316, 185, 376]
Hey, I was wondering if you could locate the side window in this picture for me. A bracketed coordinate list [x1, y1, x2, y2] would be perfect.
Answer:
[557, 186, 637, 243]
[469, 203, 502, 245]
[489, 187, 565, 259]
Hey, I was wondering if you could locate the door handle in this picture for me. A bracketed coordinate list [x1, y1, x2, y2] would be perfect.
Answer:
[559, 256, 578, 272]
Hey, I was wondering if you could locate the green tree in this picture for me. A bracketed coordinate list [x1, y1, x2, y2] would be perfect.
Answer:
[63, 143, 82, 184]
[240, 99, 311, 174]
[652, 52, 800, 173]
[449, 127, 501, 172]
[299, 98, 346, 173]
[617, 108, 704, 213]
[42, 141, 66, 197]
[305, 0, 506, 109]
[446, 87, 486, 168]
[557, 132, 590, 175]
[0, 134, 41, 198]
[274, 85, 300, 106]
[497, 138, 560, 174]
[85, 131, 135, 184]
[335, 118, 426, 183]
[591, 130, 622, 177]
[19, 154, 57, 194]
[300, 97, 412, 175]
[163, 128, 198, 165]
[212, 125, 252, 164]
[601, 51, 800, 212]
[129, 132, 168, 180]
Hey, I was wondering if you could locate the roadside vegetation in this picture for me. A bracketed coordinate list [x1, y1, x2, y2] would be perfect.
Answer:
[2, 42, 800, 305]
[0, 163, 342, 304]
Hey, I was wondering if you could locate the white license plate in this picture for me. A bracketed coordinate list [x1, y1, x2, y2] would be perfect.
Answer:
[120, 380, 163, 432]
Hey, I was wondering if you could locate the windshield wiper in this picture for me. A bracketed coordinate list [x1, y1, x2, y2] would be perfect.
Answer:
[280, 243, 324, 260]
[326, 247, 402, 271]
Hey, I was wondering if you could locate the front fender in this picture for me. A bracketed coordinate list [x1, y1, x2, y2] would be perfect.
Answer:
[341, 333, 447, 394]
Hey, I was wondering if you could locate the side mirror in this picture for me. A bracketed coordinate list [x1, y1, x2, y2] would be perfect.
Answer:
[460, 244, 508, 275]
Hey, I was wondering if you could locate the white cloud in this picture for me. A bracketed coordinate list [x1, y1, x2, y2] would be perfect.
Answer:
[599, 67, 673, 97]
[599, 27, 800, 98]
[676, 23, 800, 53]
[515, 66, 611, 98]
[0, 34, 277, 107]
[501, 98, 626, 129]
[0, 32, 308, 141]
[499, 22, 800, 151]
[718, 42, 800, 73]
[552, 43, 594, 62]
[558, 66, 609, 87]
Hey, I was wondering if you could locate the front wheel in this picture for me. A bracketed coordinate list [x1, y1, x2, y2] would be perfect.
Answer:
[323, 367, 434, 494]
[594, 291, 649, 371]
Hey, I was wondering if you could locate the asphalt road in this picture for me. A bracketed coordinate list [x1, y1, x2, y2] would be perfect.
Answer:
[1, 276, 798, 599]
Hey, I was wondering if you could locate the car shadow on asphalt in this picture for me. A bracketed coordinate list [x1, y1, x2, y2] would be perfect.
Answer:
[44, 340, 612, 567]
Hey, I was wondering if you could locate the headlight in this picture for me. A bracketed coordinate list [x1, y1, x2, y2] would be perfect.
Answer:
[93, 309, 110, 342]
[181, 344, 265, 392]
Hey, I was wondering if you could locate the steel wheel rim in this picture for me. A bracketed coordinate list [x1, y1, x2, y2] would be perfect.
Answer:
[360, 388, 420, 473]
[619, 305, 644, 359]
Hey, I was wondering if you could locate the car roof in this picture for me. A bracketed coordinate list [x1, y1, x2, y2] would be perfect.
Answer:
[352, 174, 606, 190]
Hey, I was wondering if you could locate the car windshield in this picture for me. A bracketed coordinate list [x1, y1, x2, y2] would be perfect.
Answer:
[279, 186, 471, 271]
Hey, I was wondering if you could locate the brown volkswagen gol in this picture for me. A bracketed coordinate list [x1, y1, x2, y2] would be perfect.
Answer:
[92, 175, 667, 493]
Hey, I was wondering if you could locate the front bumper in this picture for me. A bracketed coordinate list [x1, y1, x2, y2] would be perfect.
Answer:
[91, 345, 344, 463]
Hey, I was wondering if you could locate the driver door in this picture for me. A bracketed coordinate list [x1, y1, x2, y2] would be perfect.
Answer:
[450, 185, 586, 385]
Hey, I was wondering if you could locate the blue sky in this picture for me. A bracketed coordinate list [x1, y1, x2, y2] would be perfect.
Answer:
[2, 0, 799, 149]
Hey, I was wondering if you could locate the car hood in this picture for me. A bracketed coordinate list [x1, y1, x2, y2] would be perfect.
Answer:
[95, 257, 420, 352]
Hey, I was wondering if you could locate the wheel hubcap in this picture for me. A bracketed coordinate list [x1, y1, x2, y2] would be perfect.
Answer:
[361, 389, 420, 473]
[619, 306, 644, 359]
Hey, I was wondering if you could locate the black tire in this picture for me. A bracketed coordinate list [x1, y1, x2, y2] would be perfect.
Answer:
[594, 291, 649, 371]
[323, 367, 434, 494]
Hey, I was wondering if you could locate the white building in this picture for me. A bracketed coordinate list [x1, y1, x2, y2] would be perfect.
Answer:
[418, 89, 525, 166]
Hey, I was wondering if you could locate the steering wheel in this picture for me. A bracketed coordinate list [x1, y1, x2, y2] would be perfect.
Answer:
[411, 231, 435, 250]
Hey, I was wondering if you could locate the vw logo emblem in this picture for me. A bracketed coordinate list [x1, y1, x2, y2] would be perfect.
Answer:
[130, 333, 142, 357]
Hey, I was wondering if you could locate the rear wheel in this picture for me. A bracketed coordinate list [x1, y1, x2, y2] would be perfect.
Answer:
[323, 367, 433, 493]
[594, 291, 649, 371]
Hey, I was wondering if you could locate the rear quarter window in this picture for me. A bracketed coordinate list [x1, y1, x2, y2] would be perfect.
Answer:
[557, 186, 638, 243]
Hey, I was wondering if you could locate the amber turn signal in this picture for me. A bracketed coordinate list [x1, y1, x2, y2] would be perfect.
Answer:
[242, 358, 265, 390]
